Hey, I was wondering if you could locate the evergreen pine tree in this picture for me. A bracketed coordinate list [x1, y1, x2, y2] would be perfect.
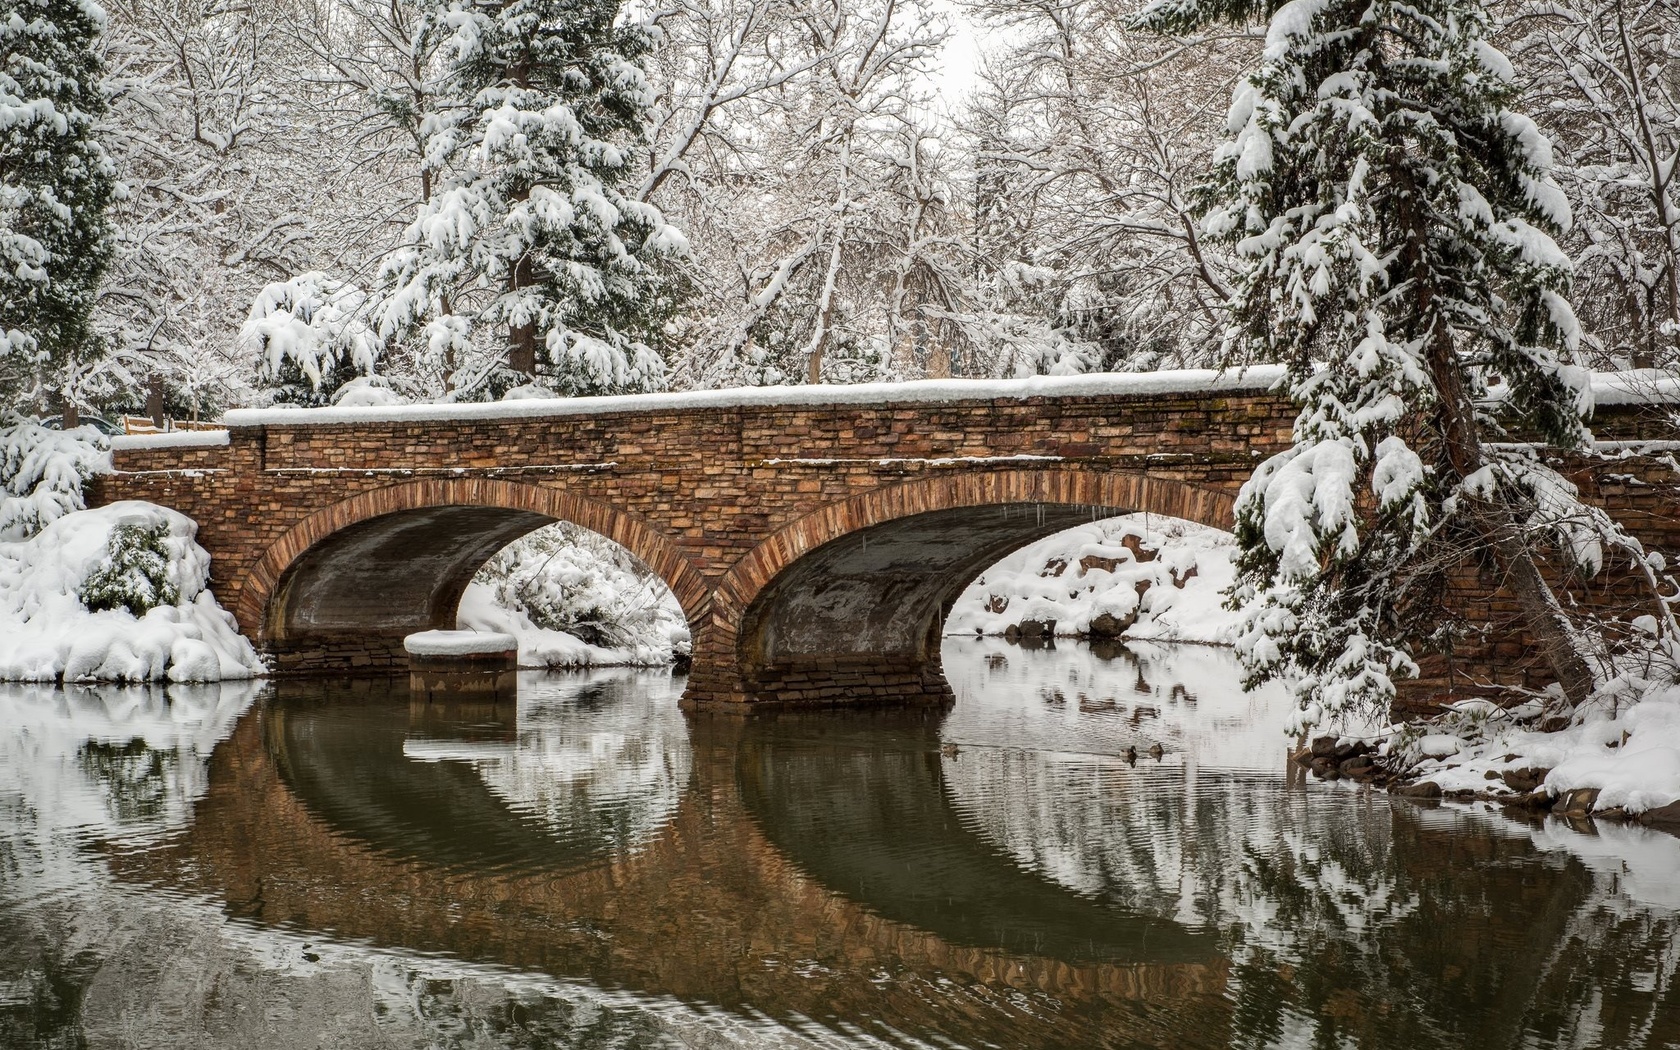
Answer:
[0, 0, 115, 411]
[1135, 0, 1609, 719]
[377, 0, 687, 400]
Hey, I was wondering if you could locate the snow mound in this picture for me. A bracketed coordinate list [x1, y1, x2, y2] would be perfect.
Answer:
[457, 584, 680, 668]
[0, 502, 264, 682]
[1411, 684, 1680, 814]
[946, 513, 1240, 644]
[405, 629, 517, 656]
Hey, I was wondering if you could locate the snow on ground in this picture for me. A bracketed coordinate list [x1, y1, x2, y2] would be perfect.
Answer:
[1399, 686, 1680, 815]
[457, 583, 683, 669]
[0, 502, 264, 682]
[945, 513, 1241, 644]
[462, 521, 691, 669]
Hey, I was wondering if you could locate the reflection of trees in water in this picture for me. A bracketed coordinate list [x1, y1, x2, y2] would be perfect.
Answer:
[472, 680, 693, 857]
[6, 658, 1680, 1049]
[0, 681, 259, 841]
[940, 639, 1680, 1047]
[1521, 894, 1680, 1047]
[77, 738, 179, 825]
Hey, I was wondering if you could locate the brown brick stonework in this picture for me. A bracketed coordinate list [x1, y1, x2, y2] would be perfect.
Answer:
[86, 387, 1678, 708]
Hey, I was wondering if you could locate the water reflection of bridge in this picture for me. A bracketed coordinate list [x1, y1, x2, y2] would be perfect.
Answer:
[106, 677, 1230, 1048]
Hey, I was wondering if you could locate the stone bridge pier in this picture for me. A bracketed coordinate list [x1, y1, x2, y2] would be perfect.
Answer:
[89, 372, 1679, 706]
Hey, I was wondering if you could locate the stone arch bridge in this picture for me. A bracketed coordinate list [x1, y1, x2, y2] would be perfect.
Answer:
[90, 371, 1674, 706]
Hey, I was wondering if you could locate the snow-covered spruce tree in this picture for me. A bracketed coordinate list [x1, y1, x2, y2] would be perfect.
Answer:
[1135, 0, 1610, 719]
[1, 0, 115, 410]
[377, 0, 686, 400]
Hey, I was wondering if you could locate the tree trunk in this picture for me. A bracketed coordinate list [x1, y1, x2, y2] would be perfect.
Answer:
[146, 375, 166, 429]
[509, 322, 538, 377]
[508, 253, 539, 377]
[1422, 323, 1599, 704]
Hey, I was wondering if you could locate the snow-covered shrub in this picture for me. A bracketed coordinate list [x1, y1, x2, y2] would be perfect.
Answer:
[0, 502, 263, 682]
[468, 522, 689, 666]
[330, 374, 408, 408]
[79, 520, 179, 615]
[0, 421, 109, 541]
[374, 0, 684, 400]
[242, 272, 381, 406]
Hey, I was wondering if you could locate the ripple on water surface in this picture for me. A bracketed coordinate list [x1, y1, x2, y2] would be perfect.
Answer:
[1, 645, 1678, 1049]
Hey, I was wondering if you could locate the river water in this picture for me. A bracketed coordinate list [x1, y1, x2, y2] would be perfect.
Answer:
[2, 639, 1677, 1049]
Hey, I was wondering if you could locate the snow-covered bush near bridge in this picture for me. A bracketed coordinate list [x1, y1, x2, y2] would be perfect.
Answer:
[0, 421, 109, 541]
[0, 502, 263, 682]
[462, 523, 689, 668]
[946, 514, 1241, 644]
[242, 272, 381, 406]
[78, 519, 178, 615]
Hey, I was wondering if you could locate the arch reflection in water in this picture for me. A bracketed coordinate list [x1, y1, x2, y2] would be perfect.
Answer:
[270, 671, 691, 875]
[732, 705, 1216, 965]
[413, 673, 693, 860]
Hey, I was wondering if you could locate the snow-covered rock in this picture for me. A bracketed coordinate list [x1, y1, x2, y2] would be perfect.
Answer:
[946, 513, 1240, 644]
[0, 502, 264, 682]
[1403, 683, 1680, 815]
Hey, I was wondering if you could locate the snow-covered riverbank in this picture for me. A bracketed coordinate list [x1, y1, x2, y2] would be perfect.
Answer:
[1371, 686, 1680, 824]
[946, 513, 1242, 644]
[0, 502, 264, 682]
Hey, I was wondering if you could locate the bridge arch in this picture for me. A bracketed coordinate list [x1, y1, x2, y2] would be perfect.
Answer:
[238, 478, 708, 672]
[693, 469, 1236, 705]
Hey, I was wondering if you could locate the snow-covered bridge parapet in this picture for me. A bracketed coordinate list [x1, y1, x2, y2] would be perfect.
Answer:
[88, 368, 1680, 706]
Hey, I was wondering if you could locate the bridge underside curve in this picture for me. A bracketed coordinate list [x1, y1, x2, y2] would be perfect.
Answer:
[725, 503, 1126, 706]
[263, 506, 553, 672]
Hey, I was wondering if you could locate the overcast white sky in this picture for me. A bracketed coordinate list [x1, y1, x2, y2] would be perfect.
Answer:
[924, 0, 1002, 120]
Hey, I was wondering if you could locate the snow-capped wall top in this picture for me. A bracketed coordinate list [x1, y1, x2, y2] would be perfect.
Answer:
[109, 430, 230, 450]
[222, 366, 1290, 428]
[1588, 369, 1680, 407]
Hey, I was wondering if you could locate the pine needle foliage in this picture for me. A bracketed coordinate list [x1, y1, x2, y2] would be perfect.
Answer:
[1134, 0, 1600, 721]
[80, 520, 178, 616]
[0, 0, 116, 403]
[377, 0, 687, 400]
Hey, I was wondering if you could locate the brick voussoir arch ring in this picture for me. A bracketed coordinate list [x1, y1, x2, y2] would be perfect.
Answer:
[234, 477, 710, 640]
[710, 467, 1238, 624]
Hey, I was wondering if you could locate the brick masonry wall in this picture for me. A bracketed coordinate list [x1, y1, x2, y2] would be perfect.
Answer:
[87, 390, 1679, 707]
